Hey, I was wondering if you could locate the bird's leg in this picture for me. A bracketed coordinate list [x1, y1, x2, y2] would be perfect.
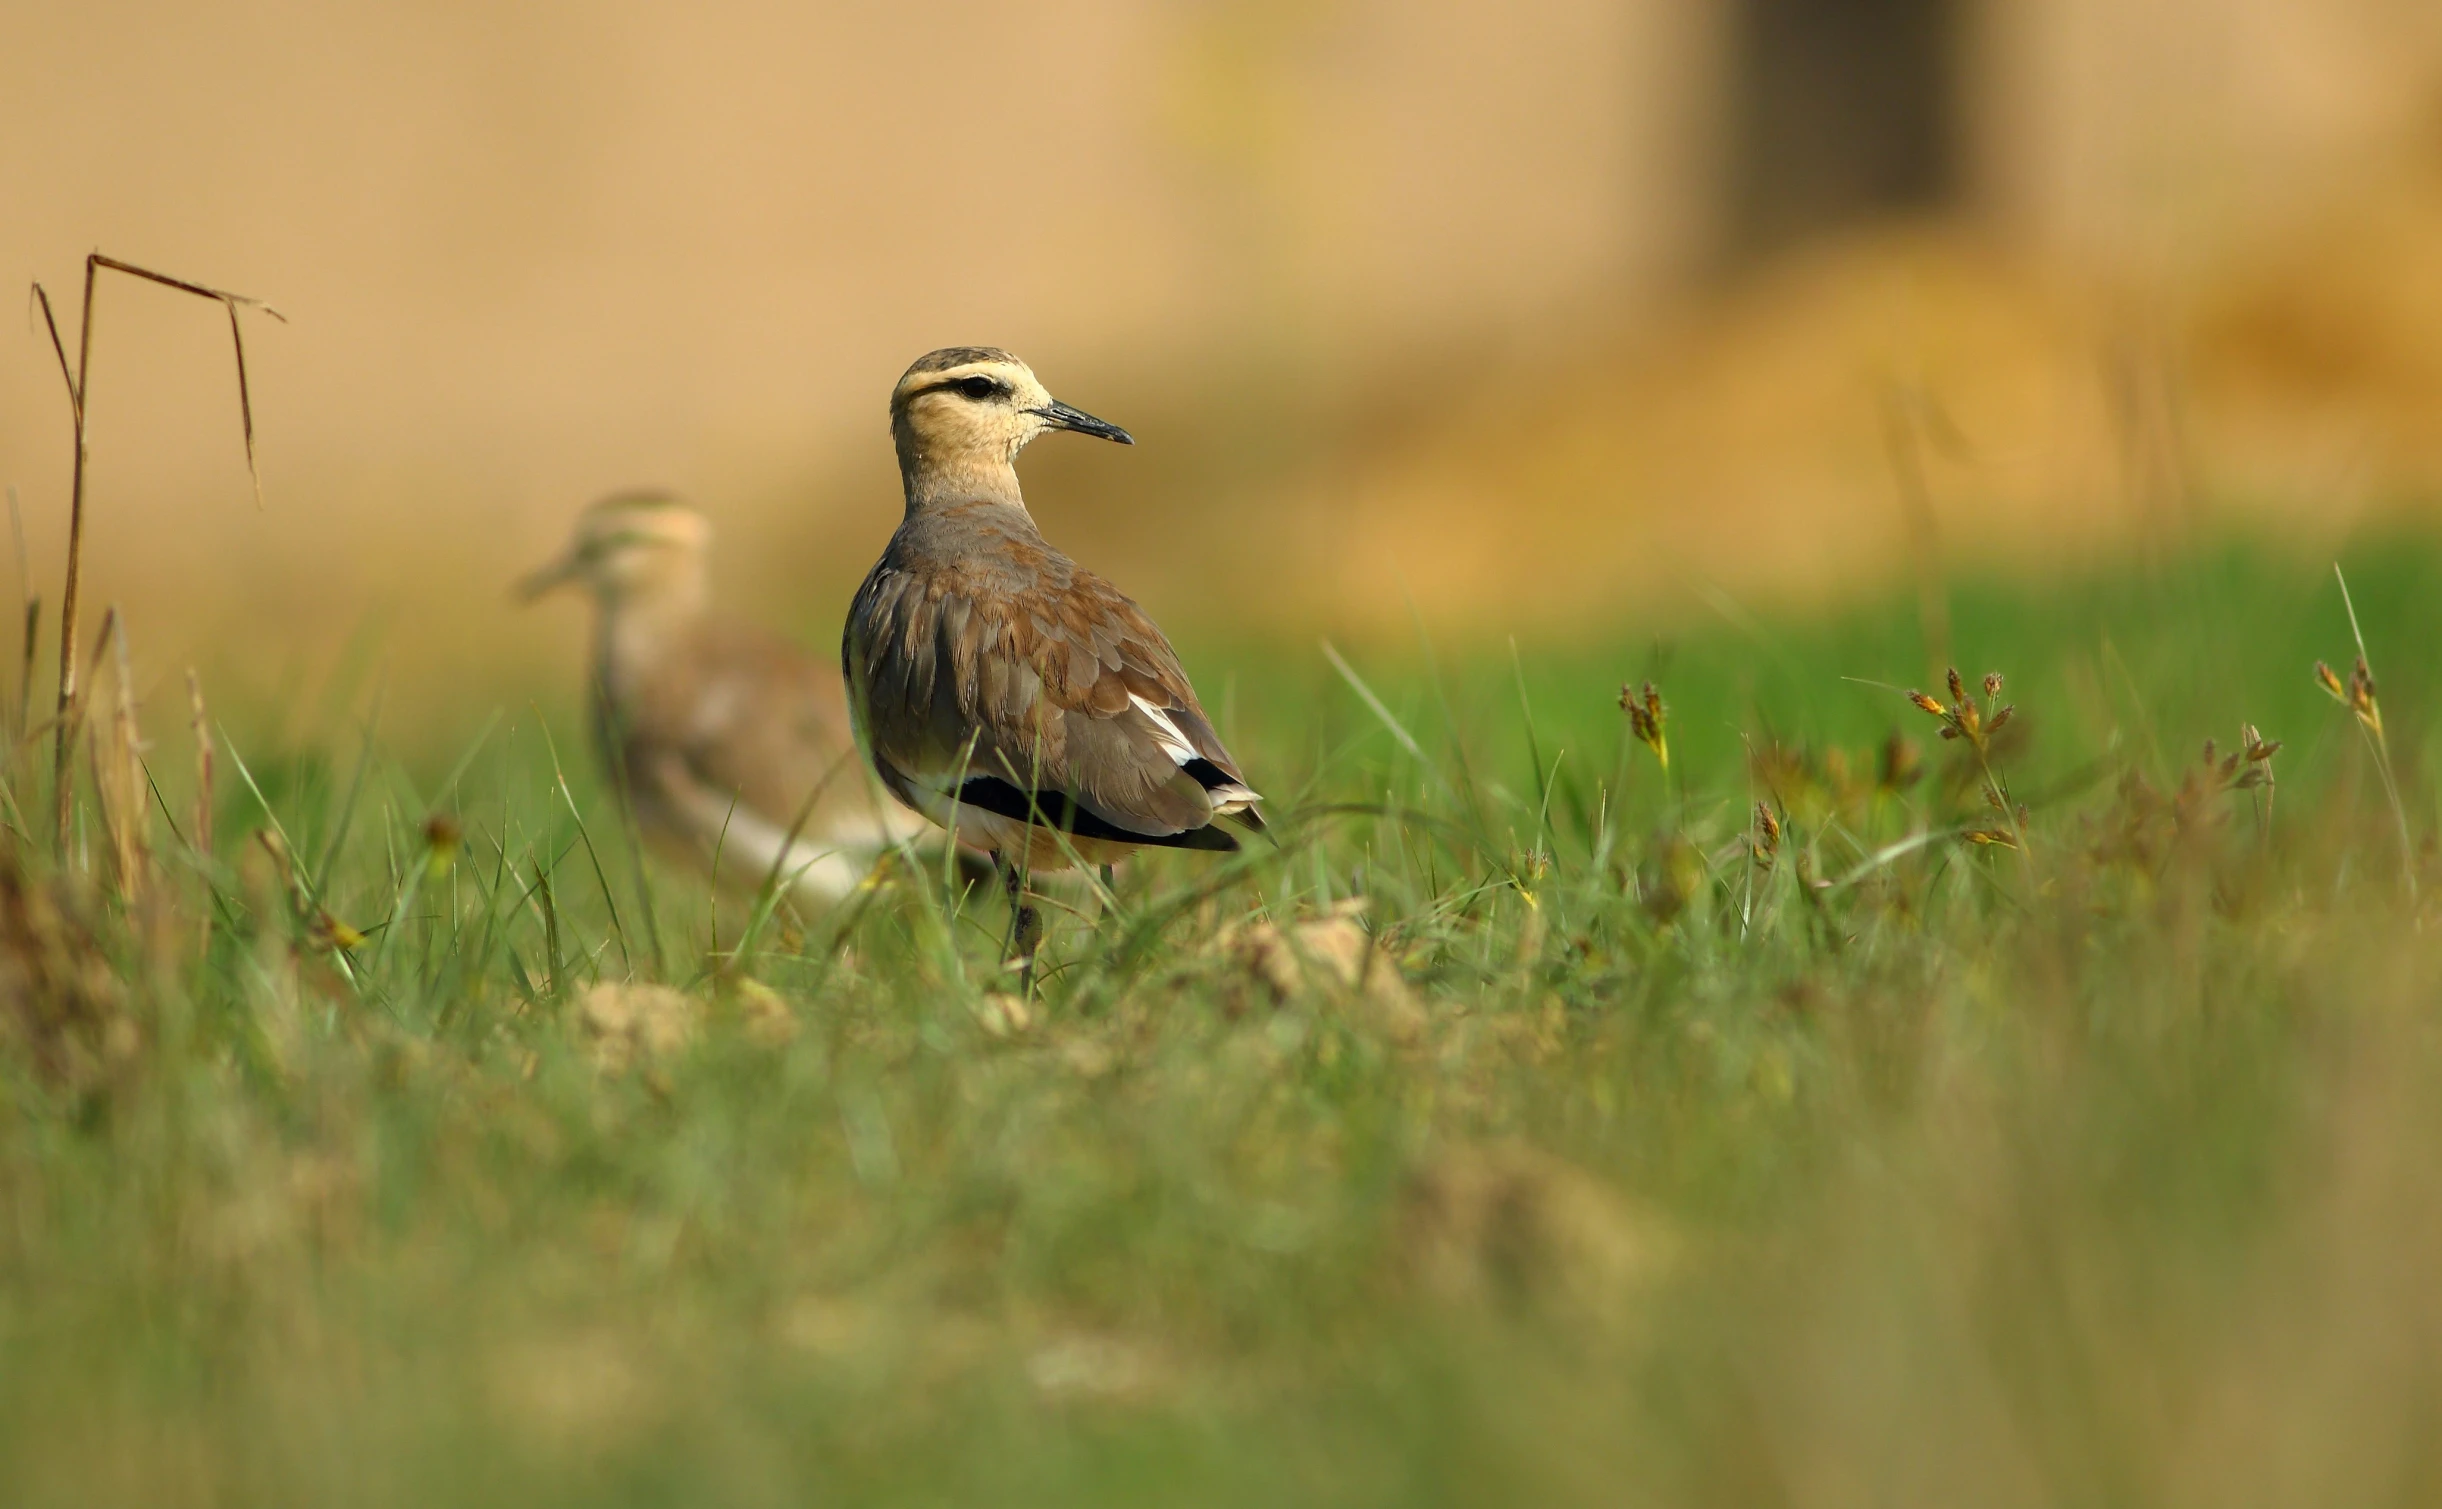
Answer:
[995, 850, 1044, 994]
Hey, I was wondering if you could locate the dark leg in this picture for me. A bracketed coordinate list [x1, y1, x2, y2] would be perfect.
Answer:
[994, 850, 1044, 994]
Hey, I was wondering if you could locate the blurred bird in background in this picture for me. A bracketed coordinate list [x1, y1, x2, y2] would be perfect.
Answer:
[520, 491, 923, 901]
[844, 348, 1264, 987]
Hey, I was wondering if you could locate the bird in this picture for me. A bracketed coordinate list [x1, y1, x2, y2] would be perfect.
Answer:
[519, 491, 924, 903]
[842, 347, 1264, 989]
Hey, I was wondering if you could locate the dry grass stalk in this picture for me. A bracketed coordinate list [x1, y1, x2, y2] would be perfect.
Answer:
[187, 672, 213, 861]
[187, 670, 214, 957]
[531, 859, 562, 1001]
[51, 605, 125, 869]
[14, 597, 38, 759]
[89, 610, 150, 906]
[29, 254, 284, 855]
[253, 828, 364, 957]
[3, 484, 31, 757]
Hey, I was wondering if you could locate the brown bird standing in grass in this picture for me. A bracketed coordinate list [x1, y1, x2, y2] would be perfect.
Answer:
[844, 348, 1264, 987]
[521, 492, 923, 901]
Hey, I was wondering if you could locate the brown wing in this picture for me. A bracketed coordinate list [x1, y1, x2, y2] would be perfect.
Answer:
[845, 517, 1255, 844]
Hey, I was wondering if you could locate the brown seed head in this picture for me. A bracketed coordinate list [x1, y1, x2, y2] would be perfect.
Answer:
[2315, 661, 2347, 700]
[1946, 667, 1966, 704]
[1983, 672, 2004, 700]
[2346, 658, 2382, 733]
[1908, 691, 1945, 717]
[1624, 682, 1668, 769]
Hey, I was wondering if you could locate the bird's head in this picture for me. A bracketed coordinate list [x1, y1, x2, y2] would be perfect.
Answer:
[516, 491, 711, 608]
[889, 348, 1130, 508]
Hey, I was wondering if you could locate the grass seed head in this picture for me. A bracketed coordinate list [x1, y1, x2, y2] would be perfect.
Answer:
[1752, 802, 1782, 866]
[2350, 657, 2383, 735]
[2316, 658, 2385, 736]
[1908, 665, 2012, 755]
[1622, 681, 1668, 771]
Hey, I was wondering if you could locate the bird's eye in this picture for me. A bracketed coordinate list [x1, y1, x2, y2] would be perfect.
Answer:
[956, 375, 1000, 400]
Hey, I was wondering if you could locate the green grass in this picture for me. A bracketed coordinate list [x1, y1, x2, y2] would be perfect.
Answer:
[8, 535, 2442, 1506]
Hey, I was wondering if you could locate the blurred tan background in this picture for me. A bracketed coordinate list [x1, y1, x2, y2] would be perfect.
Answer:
[6, 0, 2442, 716]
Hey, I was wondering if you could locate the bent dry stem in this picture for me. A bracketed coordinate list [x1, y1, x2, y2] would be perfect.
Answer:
[29, 253, 283, 855]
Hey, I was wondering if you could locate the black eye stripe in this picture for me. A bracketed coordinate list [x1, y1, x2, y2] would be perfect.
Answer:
[916, 373, 1007, 401]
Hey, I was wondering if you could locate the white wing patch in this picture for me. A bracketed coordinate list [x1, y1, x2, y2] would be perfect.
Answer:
[1129, 693, 1198, 767]
[1127, 693, 1262, 815]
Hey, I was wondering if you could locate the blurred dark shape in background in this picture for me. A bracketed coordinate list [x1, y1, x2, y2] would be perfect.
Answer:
[1730, 0, 1960, 253]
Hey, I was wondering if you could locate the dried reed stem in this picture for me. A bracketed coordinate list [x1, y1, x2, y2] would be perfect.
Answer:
[15, 599, 37, 755]
[53, 604, 120, 869]
[3, 484, 25, 749]
[189, 669, 214, 957]
[93, 611, 149, 905]
[29, 254, 284, 857]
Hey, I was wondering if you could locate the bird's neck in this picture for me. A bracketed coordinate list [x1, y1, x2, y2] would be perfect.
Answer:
[896, 431, 1028, 517]
[595, 579, 706, 685]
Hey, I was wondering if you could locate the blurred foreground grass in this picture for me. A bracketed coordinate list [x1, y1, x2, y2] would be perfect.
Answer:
[7, 536, 2442, 1506]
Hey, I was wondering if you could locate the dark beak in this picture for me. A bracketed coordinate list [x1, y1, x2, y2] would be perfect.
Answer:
[513, 552, 581, 603]
[1034, 399, 1133, 445]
